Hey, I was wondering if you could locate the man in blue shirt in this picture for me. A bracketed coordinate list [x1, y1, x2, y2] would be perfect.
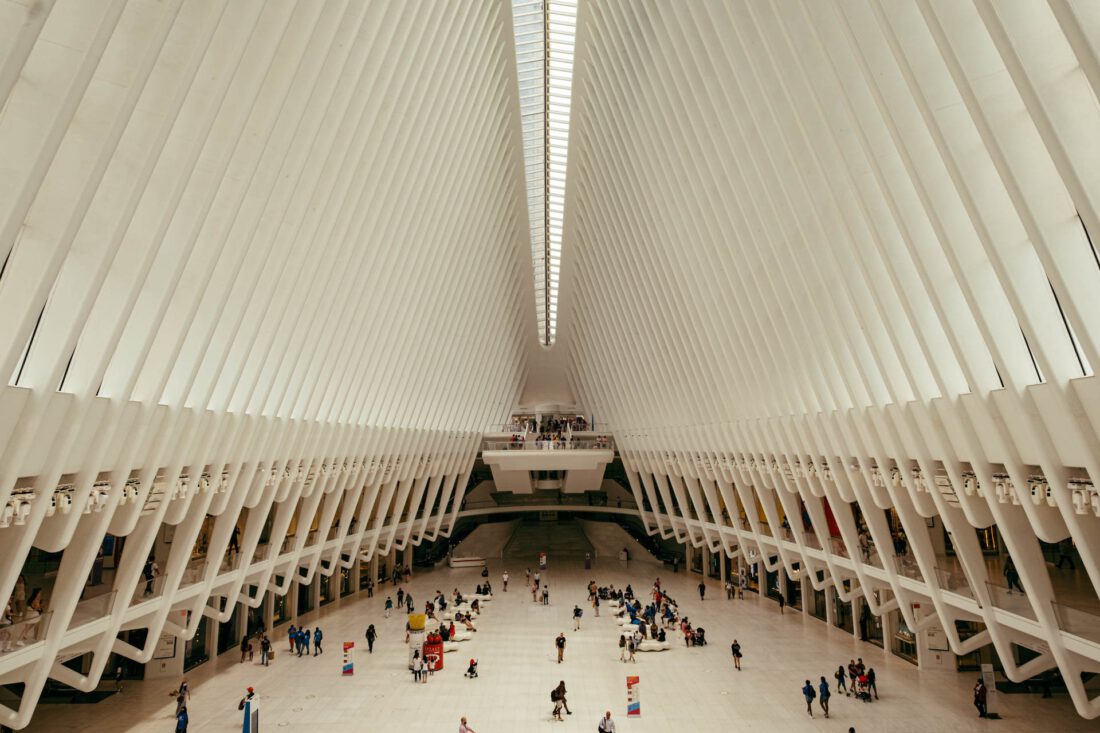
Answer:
[802, 680, 816, 717]
[314, 627, 323, 655]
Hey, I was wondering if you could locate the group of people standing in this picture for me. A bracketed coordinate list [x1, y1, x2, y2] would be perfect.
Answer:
[286, 624, 323, 657]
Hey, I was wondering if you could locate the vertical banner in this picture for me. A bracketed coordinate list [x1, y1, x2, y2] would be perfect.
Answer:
[539, 552, 547, 569]
[626, 675, 641, 717]
[342, 641, 354, 676]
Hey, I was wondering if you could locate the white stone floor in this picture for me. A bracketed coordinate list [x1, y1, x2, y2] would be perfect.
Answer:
[25, 552, 1100, 732]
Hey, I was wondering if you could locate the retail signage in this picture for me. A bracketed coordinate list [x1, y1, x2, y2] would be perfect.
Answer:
[343, 641, 354, 675]
[626, 675, 640, 716]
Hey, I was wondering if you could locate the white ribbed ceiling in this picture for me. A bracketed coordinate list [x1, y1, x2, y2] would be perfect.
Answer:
[4, 0, 1100, 727]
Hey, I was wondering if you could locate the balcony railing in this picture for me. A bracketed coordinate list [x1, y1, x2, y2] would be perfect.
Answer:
[0, 611, 52, 656]
[483, 438, 614, 451]
[1051, 600, 1100, 645]
[934, 566, 973, 599]
[985, 580, 1037, 621]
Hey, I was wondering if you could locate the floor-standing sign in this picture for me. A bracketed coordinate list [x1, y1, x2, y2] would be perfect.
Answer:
[626, 675, 641, 717]
[980, 663, 999, 718]
[342, 641, 354, 676]
[407, 613, 427, 668]
[241, 698, 259, 733]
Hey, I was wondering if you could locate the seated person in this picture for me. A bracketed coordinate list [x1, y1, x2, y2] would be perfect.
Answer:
[475, 584, 484, 596]
[483, 581, 492, 595]
[470, 599, 481, 614]
[657, 628, 666, 643]
[439, 624, 450, 641]
[464, 658, 478, 678]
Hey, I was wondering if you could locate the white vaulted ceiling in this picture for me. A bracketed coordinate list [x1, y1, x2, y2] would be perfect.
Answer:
[4, 0, 1100, 727]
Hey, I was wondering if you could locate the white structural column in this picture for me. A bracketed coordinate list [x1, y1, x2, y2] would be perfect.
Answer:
[559, 0, 1100, 719]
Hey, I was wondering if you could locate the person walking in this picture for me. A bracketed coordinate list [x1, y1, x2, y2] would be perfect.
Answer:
[412, 651, 422, 683]
[598, 711, 616, 732]
[534, 571, 541, 589]
[365, 624, 377, 653]
[142, 558, 157, 596]
[503, 571, 509, 592]
[1056, 540, 1076, 570]
[314, 627, 323, 655]
[777, 591, 785, 614]
[594, 596, 600, 617]
[974, 677, 988, 718]
[397, 588, 405, 608]
[867, 667, 878, 699]
[725, 579, 734, 599]
[385, 597, 393, 618]
[175, 706, 188, 733]
[573, 605, 583, 631]
[730, 640, 742, 670]
[619, 634, 627, 662]
[287, 625, 297, 652]
[542, 585, 550, 605]
[239, 636, 250, 663]
[627, 636, 636, 663]
[555, 681, 572, 715]
[803, 679, 817, 717]
[698, 581, 706, 601]
[819, 676, 831, 718]
[259, 635, 270, 666]
[1003, 557, 1024, 594]
[555, 632, 566, 663]
[738, 572, 746, 599]
[175, 680, 190, 714]
[366, 578, 374, 598]
[406, 594, 414, 614]
[114, 666, 123, 692]
[459, 716, 477, 733]
[835, 664, 847, 696]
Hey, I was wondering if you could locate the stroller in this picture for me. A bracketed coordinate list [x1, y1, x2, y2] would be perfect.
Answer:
[464, 658, 479, 678]
[693, 627, 707, 646]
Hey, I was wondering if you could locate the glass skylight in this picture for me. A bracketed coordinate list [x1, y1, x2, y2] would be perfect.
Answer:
[512, 0, 576, 346]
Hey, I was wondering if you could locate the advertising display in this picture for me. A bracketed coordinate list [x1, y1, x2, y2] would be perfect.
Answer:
[626, 675, 640, 717]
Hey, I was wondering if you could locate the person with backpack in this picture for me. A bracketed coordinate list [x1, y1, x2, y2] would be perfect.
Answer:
[313, 627, 323, 655]
[555, 681, 572, 715]
[597, 711, 616, 732]
[730, 640, 742, 670]
[802, 679, 816, 717]
[819, 676, 831, 718]
[384, 596, 393, 618]
[835, 664, 847, 695]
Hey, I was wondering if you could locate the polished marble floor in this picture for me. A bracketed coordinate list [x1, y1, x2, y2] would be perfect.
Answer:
[25, 522, 1100, 732]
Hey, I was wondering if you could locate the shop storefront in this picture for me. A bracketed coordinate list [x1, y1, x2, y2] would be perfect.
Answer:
[297, 578, 314, 615]
[273, 589, 291, 627]
[320, 574, 334, 606]
[785, 565, 802, 610]
[184, 614, 209, 671]
[833, 582, 853, 633]
[216, 602, 240, 655]
[892, 618, 918, 664]
[341, 565, 354, 597]
[359, 560, 373, 590]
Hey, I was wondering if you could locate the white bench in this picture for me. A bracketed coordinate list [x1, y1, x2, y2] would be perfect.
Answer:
[637, 639, 671, 652]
